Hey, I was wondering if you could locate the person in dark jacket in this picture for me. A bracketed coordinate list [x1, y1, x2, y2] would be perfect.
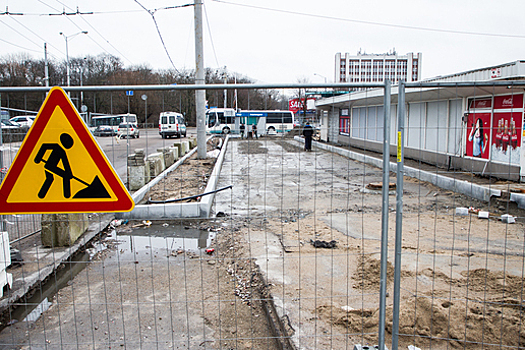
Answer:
[240, 123, 245, 139]
[302, 122, 314, 151]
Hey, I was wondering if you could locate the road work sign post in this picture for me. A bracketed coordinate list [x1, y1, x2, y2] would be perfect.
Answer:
[0, 86, 134, 214]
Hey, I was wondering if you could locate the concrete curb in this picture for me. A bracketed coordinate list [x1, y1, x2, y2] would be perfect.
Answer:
[294, 136, 525, 207]
[200, 135, 230, 217]
[117, 135, 228, 219]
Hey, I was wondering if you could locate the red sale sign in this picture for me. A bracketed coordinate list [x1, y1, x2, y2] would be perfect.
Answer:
[288, 98, 316, 113]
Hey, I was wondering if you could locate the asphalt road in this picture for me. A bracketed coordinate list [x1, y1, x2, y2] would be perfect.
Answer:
[95, 126, 197, 185]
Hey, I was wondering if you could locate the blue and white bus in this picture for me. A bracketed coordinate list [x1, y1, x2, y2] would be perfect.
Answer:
[205, 108, 236, 134]
[237, 110, 295, 135]
[206, 108, 295, 135]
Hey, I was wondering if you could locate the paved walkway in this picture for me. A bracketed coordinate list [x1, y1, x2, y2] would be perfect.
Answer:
[295, 137, 525, 213]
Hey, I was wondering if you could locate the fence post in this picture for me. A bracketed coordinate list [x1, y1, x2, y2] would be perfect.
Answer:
[378, 80, 392, 350]
[391, 80, 406, 350]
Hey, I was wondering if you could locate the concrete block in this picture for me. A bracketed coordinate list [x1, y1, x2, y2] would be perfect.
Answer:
[128, 165, 146, 191]
[455, 207, 468, 216]
[0, 232, 10, 270]
[146, 156, 163, 181]
[501, 214, 516, 224]
[147, 152, 165, 172]
[0, 270, 12, 298]
[144, 162, 151, 184]
[41, 213, 89, 247]
[172, 143, 182, 157]
[478, 211, 489, 219]
[169, 147, 179, 161]
[189, 138, 197, 149]
[353, 345, 388, 350]
[181, 141, 189, 155]
[161, 149, 175, 168]
[0, 231, 12, 296]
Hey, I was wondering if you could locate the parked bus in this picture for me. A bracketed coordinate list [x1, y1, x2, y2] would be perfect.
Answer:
[205, 108, 236, 134]
[90, 113, 138, 131]
[206, 108, 295, 135]
[237, 110, 295, 134]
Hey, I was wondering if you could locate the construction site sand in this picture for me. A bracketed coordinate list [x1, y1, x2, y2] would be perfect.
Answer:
[218, 138, 525, 349]
[256, 203, 525, 349]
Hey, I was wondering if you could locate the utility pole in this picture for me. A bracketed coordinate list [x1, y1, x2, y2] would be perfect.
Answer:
[80, 57, 86, 107]
[223, 66, 227, 108]
[44, 43, 49, 87]
[194, 0, 206, 159]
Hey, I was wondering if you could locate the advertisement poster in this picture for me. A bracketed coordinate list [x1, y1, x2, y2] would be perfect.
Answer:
[490, 112, 522, 164]
[466, 112, 491, 159]
[288, 97, 316, 113]
[491, 94, 523, 164]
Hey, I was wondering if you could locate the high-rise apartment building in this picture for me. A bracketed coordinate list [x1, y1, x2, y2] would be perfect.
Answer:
[335, 50, 422, 84]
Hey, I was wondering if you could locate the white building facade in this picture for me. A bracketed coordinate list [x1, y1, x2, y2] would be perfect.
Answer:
[335, 50, 422, 85]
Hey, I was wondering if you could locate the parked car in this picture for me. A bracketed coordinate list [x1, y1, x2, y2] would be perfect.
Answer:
[117, 123, 140, 138]
[94, 125, 116, 137]
[159, 111, 186, 138]
[10, 115, 35, 128]
[1, 119, 21, 130]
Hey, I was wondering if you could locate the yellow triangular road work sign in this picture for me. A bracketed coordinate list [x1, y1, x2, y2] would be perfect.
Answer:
[0, 87, 134, 214]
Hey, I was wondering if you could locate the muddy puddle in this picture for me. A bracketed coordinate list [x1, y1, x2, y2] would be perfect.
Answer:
[8, 221, 215, 326]
[101, 221, 217, 261]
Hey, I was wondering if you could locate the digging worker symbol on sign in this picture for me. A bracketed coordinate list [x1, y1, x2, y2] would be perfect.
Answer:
[34, 133, 111, 199]
[35, 133, 74, 198]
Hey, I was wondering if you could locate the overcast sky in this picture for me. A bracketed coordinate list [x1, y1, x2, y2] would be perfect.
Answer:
[1, 0, 525, 85]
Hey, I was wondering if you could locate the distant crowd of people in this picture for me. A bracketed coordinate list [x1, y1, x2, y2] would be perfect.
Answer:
[238, 121, 315, 152]
[239, 123, 258, 139]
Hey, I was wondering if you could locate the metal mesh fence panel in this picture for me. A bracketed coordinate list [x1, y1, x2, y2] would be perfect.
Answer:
[0, 82, 523, 350]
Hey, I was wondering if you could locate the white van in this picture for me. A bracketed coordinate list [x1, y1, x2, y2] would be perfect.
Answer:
[159, 112, 186, 139]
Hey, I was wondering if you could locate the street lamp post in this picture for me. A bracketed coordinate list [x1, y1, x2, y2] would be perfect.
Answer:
[314, 73, 327, 84]
[59, 31, 88, 87]
[80, 57, 87, 107]
[313, 73, 329, 126]
[141, 94, 148, 127]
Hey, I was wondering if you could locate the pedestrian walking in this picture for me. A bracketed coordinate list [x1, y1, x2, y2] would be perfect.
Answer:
[252, 123, 258, 139]
[240, 123, 245, 139]
[303, 122, 314, 151]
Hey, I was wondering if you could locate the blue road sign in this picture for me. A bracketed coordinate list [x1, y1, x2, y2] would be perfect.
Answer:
[126, 91, 134, 96]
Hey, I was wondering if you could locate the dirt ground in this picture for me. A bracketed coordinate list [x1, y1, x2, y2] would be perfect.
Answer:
[262, 210, 525, 349]
[214, 137, 525, 349]
[143, 138, 219, 203]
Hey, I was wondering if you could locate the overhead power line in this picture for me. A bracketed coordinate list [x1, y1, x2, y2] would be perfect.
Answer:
[37, 0, 134, 65]
[2, 2, 193, 16]
[0, 19, 46, 52]
[133, 0, 194, 73]
[203, 2, 220, 68]
[211, 0, 525, 40]
[0, 37, 41, 53]
[7, 15, 64, 54]
[48, 7, 93, 16]
[0, 6, 23, 15]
